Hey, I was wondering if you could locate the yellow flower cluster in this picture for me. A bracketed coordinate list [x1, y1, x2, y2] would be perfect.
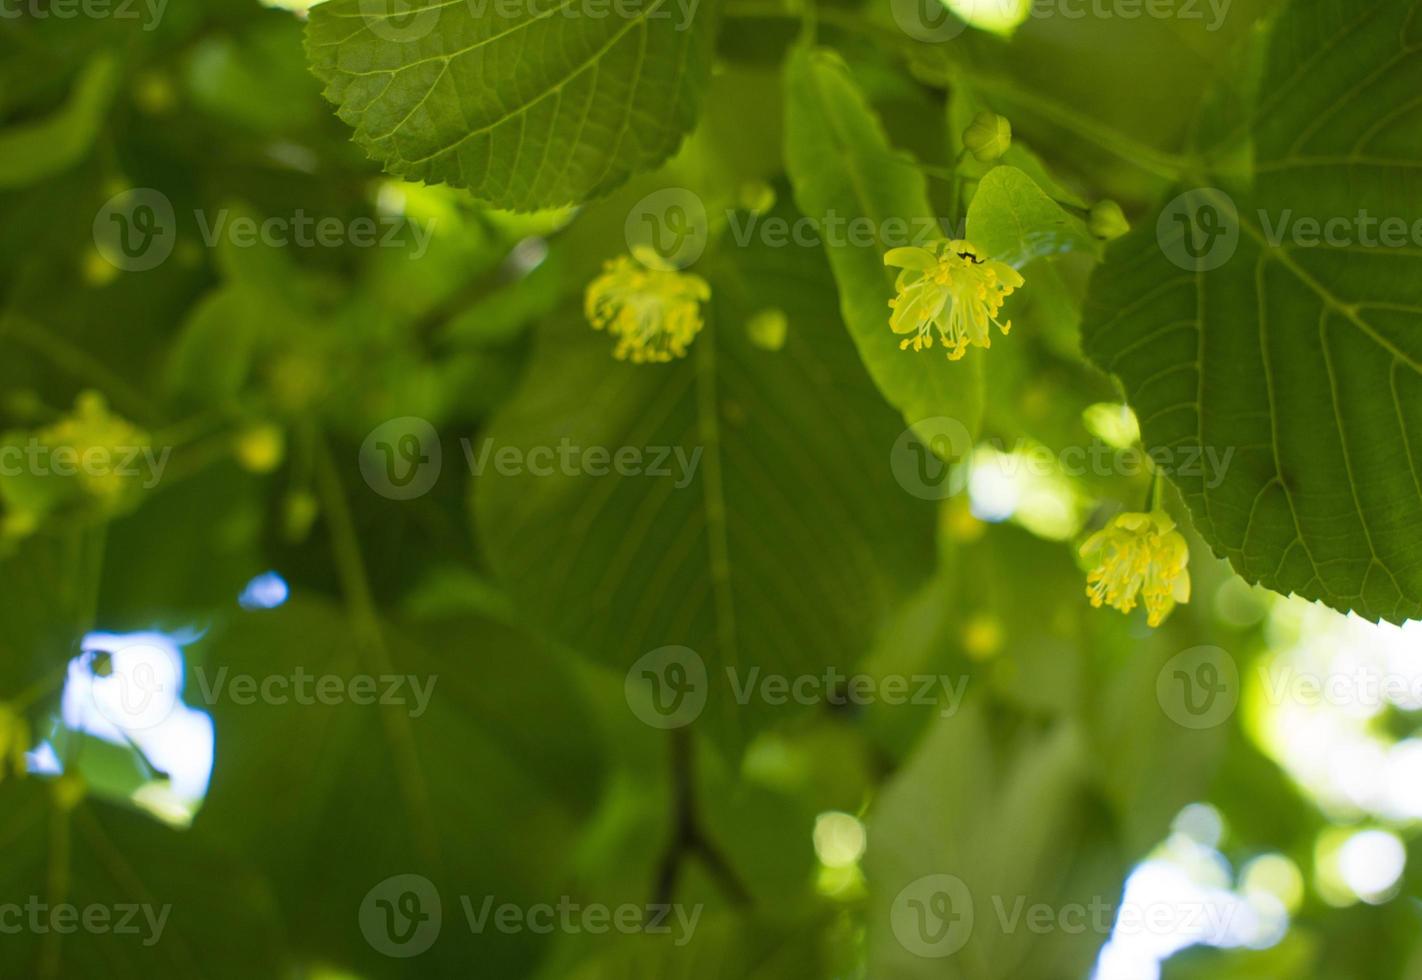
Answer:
[884, 240, 1023, 360]
[585, 249, 711, 364]
[1080, 511, 1191, 627]
[36, 392, 150, 500]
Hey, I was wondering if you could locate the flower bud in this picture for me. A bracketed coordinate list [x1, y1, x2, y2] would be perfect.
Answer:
[963, 111, 1011, 163]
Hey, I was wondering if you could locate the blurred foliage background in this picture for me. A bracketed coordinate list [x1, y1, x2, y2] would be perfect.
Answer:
[2, 0, 1421, 977]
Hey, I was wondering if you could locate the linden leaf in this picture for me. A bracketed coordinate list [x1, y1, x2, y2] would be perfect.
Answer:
[1081, 0, 1422, 623]
[965, 165, 1100, 270]
[305, 0, 720, 209]
[0, 55, 117, 189]
[474, 215, 937, 746]
[783, 47, 985, 438]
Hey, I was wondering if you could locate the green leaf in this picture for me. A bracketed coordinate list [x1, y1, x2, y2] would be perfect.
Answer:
[305, 0, 721, 209]
[190, 596, 605, 977]
[0, 779, 287, 979]
[474, 219, 938, 744]
[866, 702, 1124, 980]
[783, 47, 984, 436]
[965, 165, 1099, 269]
[0, 55, 117, 190]
[556, 915, 837, 979]
[1080, 0, 1422, 624]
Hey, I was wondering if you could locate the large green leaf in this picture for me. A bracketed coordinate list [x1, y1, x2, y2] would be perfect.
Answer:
[0, 55, 117, 189]
[305, 0, 720, 209]
[965, 165, 1099, 270]
[474, 219, 938, 743]
[188, 596, 606, 978]
[0, 780, 287, 980]
[866, 702, 1124, 980]
[783, 47, 985, 437]
[1081, 0, 1422, 623]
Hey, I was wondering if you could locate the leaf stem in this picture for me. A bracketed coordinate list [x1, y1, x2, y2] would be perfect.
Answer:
[652, 728, 751, 907]
[313, 435, 440, 867]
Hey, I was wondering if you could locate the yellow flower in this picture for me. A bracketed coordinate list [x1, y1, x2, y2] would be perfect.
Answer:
[585, 248, 711, 364]
[37, 392, 149, 499]
[1080, 511, 1191, 627]
[884, 240, 1023, 360]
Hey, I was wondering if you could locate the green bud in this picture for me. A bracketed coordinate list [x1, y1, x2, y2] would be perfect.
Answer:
[746, 308, 788, 351]
[1089, 200, 1131, 240]
[963, 111, 1011, 163]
